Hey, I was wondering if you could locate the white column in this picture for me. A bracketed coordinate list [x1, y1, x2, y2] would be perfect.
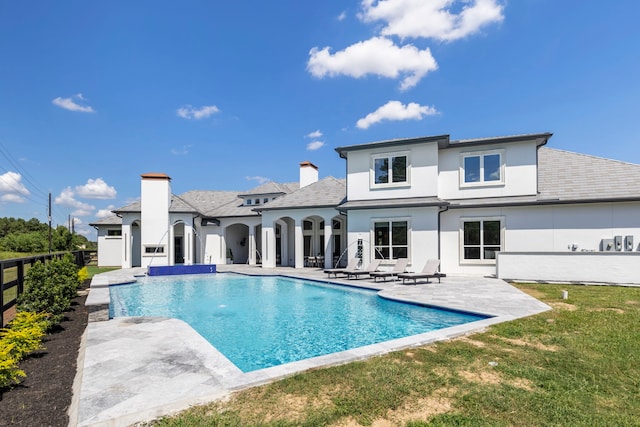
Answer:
[185, 222, 194, 265]
[249, 226, 256, 265]
[295, 218, 304, 268]
[121, 223, 132, 269]
[324, 218, 333, 269]
[262, 224, 276, 268]
[168, 225, 175, 266]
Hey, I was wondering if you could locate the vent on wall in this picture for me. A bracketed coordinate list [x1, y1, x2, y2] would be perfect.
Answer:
[625, 235, 634, 251]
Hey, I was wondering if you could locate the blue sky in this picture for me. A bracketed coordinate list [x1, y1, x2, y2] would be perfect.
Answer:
[1, 0, 639, 238]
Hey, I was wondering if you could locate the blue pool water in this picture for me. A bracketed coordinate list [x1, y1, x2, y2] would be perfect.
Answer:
[109, 273, 486, 372]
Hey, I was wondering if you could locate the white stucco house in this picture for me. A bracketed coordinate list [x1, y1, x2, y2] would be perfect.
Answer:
[91, 132, 640, 282]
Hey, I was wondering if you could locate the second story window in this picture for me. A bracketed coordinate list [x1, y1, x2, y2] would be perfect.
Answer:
[371, 152, 409, 188]
[461, 150, 504, 186]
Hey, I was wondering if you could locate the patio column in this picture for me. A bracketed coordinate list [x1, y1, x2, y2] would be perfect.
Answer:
[324, 218, 333, 269]
[121, 223, 132, 269]
[295, 218, 304, 269]
[184, 222, 194, 265]
[248, 226, 256, 265]
[168, 225, 174, 266]
[261, 224, 276, 268]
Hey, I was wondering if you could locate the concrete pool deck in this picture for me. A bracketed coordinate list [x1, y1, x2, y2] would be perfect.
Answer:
[71, 265, 551, 427]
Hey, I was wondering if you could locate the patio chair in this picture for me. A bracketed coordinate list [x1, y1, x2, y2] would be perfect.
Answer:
[369, 258, 409, 282]
[345, 259, 382, 279]
[397, 259, 446, 285]
[324, 258, 359, 278]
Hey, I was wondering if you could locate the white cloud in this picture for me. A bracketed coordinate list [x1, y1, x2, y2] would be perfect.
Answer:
[246, 176, 271, 185]
[52, 93, 95, 113]
[308, 36, 437, 90]
[337, 11, 347, 21]
[170, 144, 192, 156]
[1, 193, 26, 203]
[307, 141, 325, 151]
[55, 187, 95, 217]
[359, 0, 505, 42]
[0, 171, 30, 196]
[177, 105, 220, 120]
[356, 100, 438, 129]
[306, 130, 323, 138]
[75, 178, 117, 199]
[95, 206, 116, 219]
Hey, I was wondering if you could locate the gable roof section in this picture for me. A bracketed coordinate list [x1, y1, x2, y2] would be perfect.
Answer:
[257, 177, 346, 211]
[177, 190, 240, 215]
[443, 132, 552, 149]
[238, 181, 299, 197]
[89, 215, 122, 226]
[335, 135, 448, 158]
[538, 147, 640, 202]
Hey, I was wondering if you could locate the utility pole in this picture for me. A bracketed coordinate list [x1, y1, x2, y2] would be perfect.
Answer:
[48, 193, 52, 254]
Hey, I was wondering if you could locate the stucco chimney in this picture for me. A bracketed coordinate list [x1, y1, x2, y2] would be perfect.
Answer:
[299, 161, 318, 188]
[140, 173, 172, 266]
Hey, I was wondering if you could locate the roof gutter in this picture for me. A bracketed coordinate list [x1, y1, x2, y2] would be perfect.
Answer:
[446, 196, 640, 210]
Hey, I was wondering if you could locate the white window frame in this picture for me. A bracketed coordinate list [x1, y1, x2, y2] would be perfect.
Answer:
[459, 149, 505, 187]
[106, 229, 122, 238]
[143, 245, 165, 256]
[459, 216, 504, 264]
[370, 217, 411, 260]
[370, 151, 411, 189]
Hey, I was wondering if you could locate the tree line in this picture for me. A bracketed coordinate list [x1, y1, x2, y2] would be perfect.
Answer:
[0, 217, 94, 253]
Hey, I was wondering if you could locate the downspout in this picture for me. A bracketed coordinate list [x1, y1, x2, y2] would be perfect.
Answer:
[437, 205, 449, 262]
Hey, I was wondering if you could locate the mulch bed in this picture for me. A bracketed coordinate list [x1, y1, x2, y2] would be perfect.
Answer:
[0, 281, 90, 427]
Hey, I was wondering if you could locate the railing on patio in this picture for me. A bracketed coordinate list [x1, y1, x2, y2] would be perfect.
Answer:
[1, 250, 93, 327]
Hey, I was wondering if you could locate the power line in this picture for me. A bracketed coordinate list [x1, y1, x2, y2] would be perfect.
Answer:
[0, 141, 49, 198]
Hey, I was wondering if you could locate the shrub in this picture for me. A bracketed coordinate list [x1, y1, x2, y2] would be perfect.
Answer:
[0, 326, 45, 358]
[0, 312, 49, 388]
[18, 254, 80, 325]
[0, 343, 26, 388]
[78, 266, 89, 283]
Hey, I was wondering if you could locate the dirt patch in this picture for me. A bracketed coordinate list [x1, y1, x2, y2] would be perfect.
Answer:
[590, 308, 625, 314]
[262, 394, 310, 422]
[549, 302, 578, 311]
[456, 336, 487, 348]
[459, 368, 502, 385]
[0, 281, 89, 427]
[498, 336, 559, 352]
[331, 391, 454, 427]
[387, 389, 454, 424]
[625, 300, 639, 306]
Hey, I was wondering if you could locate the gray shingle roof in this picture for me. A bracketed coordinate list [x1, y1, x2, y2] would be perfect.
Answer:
[258, 177, 346, 210]
[89, 215, 122, 226]
[238, 182, 299, 197]
[178, 190, 242, 217]
[538, 147, 640, 201]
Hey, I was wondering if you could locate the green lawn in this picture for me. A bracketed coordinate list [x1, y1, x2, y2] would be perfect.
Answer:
[151, 284, 640, 427]
[86, 266, 119, 279]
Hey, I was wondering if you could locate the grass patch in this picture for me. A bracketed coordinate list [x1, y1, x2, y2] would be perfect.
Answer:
[85, 266, 119, 279]
[0, 251, 40, 261]
[150, 283, 640, 427]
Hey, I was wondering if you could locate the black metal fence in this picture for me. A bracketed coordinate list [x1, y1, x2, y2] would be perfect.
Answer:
[0, 250, 91, 327]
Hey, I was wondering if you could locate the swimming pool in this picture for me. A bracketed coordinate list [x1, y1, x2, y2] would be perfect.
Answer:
[109, 273, 487, 372]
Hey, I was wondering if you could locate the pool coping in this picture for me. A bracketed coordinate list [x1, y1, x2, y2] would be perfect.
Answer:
[73, 265, 551, 426]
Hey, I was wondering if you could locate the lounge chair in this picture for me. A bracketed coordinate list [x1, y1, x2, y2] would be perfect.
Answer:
[324, 258, 359, 278]
[369, 258, 409, 282]
[345, 259, 381, 279]
[397, 259, 446, 284]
